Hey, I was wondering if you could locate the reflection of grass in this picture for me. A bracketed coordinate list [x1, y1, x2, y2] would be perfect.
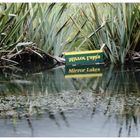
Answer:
[0, 66, 140, 136]
[0, 67, 77, 122]
[116, 105, 140, 137]
[100, 65, 140, 137]
[68, 65, 140, 136]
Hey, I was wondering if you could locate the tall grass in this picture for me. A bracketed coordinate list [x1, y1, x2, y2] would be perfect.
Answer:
[0, 3, 139, 64]
[0, 3, 80, 58]
[0, 4, 30, 49]
[26, 3, 74, 56]
[73, 3, 140, 64]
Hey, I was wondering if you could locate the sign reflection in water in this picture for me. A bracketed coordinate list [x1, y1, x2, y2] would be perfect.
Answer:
[65, 65, 104, 78]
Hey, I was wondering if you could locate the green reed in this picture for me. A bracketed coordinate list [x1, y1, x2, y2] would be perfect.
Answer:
[0, 3, 139, 64]
[73, 3, 140, 64]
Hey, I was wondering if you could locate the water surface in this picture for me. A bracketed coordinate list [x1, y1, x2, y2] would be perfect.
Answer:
[0, 65, 140, 137]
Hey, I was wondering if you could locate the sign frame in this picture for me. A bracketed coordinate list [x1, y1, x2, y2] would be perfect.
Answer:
[64, 50, 104, 66]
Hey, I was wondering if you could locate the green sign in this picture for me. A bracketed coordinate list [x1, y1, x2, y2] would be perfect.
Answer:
[65, 65, 103, 78]
[64, 50, 104, 66]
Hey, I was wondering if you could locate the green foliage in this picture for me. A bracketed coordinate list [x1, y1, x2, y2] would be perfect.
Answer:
[0, 3, 139, 63]
[0, 4, 30, 50]
[74, 3, 140, 64]
[0, 3, 78, 57]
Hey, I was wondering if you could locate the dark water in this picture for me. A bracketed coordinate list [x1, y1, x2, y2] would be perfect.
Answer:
[0, 65, 140, 137]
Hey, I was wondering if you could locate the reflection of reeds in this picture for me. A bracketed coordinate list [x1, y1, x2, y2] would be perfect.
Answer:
[116, 106, 140, 137]
[100, 65, 140, 136]
[69, 65, 140, 136]
[1, 66, 140, 136]
[25, 114, 34, 136]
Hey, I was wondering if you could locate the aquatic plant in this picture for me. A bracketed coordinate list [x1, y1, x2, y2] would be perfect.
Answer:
[73, 3, 140, 64]
[0, 3, 140, 66]
[0, 3, 74, 68]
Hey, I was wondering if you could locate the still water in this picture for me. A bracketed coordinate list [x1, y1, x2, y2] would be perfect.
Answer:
[0, 65, 140, 137]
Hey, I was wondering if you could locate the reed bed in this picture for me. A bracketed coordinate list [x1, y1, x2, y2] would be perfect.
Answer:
[71, 3, 140, 64]
[0, 3, 139, 66]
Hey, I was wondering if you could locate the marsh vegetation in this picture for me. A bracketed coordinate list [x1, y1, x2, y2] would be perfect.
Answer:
[0, 3, 140, 137]
[0, 3, 139, 68]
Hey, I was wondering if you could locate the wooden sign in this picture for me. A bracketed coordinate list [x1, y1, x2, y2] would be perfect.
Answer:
[64, 50, 104, 66]
[65, 65, 103, 78]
